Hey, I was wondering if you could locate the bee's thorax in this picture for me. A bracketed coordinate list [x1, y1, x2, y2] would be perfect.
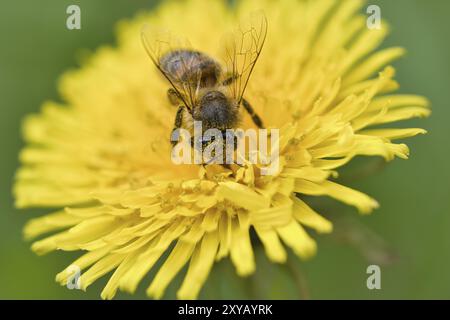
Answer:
[193, 90, 239, 130]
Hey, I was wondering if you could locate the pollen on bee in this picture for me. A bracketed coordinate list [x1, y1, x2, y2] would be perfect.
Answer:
[170, 121, 280, 176]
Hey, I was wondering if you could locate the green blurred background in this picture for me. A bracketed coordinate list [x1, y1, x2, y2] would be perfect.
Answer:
[0, 0, 448, 299]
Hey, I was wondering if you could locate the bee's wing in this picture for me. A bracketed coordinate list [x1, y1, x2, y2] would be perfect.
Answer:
[221, 11, 268, 104]
[141, 24, 202, 112]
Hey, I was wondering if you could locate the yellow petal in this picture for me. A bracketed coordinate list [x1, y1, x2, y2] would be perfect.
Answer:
[277, 220, 316, 259]
[230, 218, 255, 276]
[147, 240, 196, 299]
[24, 210, 82, 240]
[344, 47, 405, 85]
[79, 253, 126, 291]
[101, 250, 143, 300]
[177, 231, 219, 299]
[255, 226, 287, 263]
[217, 181, 270, 210]
[359, 128, 427, 140]
[56, 246, 112, 285]
[294, 179, 379, 214]
[292, 197, 333, 233]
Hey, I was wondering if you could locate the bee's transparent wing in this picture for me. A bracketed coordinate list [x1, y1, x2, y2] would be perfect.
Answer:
[141, 24, 202, 111]
[221, 11, 268, 104]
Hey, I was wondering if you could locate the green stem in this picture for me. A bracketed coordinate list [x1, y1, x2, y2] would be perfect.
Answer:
[285, 255, 310, 300]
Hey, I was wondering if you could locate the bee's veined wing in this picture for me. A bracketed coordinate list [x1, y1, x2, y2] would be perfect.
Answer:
[221, 11, 268, 104]
[141, 24, 202, 111]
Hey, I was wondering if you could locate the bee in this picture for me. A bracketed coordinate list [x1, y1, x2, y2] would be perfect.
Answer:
[141, 12, 267, 163]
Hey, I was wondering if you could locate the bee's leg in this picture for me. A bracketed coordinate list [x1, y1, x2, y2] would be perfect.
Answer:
[242, 98, 264, 128]
[221, 130, 242, 169]
[222, 73, 239, 86]
[189, 136, 208, 171]
[170, 106, 184, 147]
[167, 88, 181, 106]
[221, 144, 237, 170]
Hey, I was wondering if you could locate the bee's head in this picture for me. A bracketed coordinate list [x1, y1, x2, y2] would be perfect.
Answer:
[194, 90, 239, 130]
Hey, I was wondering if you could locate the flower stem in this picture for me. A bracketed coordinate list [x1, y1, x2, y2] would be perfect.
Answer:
[285, 255, 310, 300]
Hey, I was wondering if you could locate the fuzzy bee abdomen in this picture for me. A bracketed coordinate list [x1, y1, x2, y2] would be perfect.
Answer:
[160, 49, 221, 88]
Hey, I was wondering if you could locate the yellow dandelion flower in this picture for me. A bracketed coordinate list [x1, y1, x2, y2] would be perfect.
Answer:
[15, 0, 429, 300]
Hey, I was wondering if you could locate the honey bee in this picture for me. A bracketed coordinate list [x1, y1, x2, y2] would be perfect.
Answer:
[141, 12, 267, 161]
